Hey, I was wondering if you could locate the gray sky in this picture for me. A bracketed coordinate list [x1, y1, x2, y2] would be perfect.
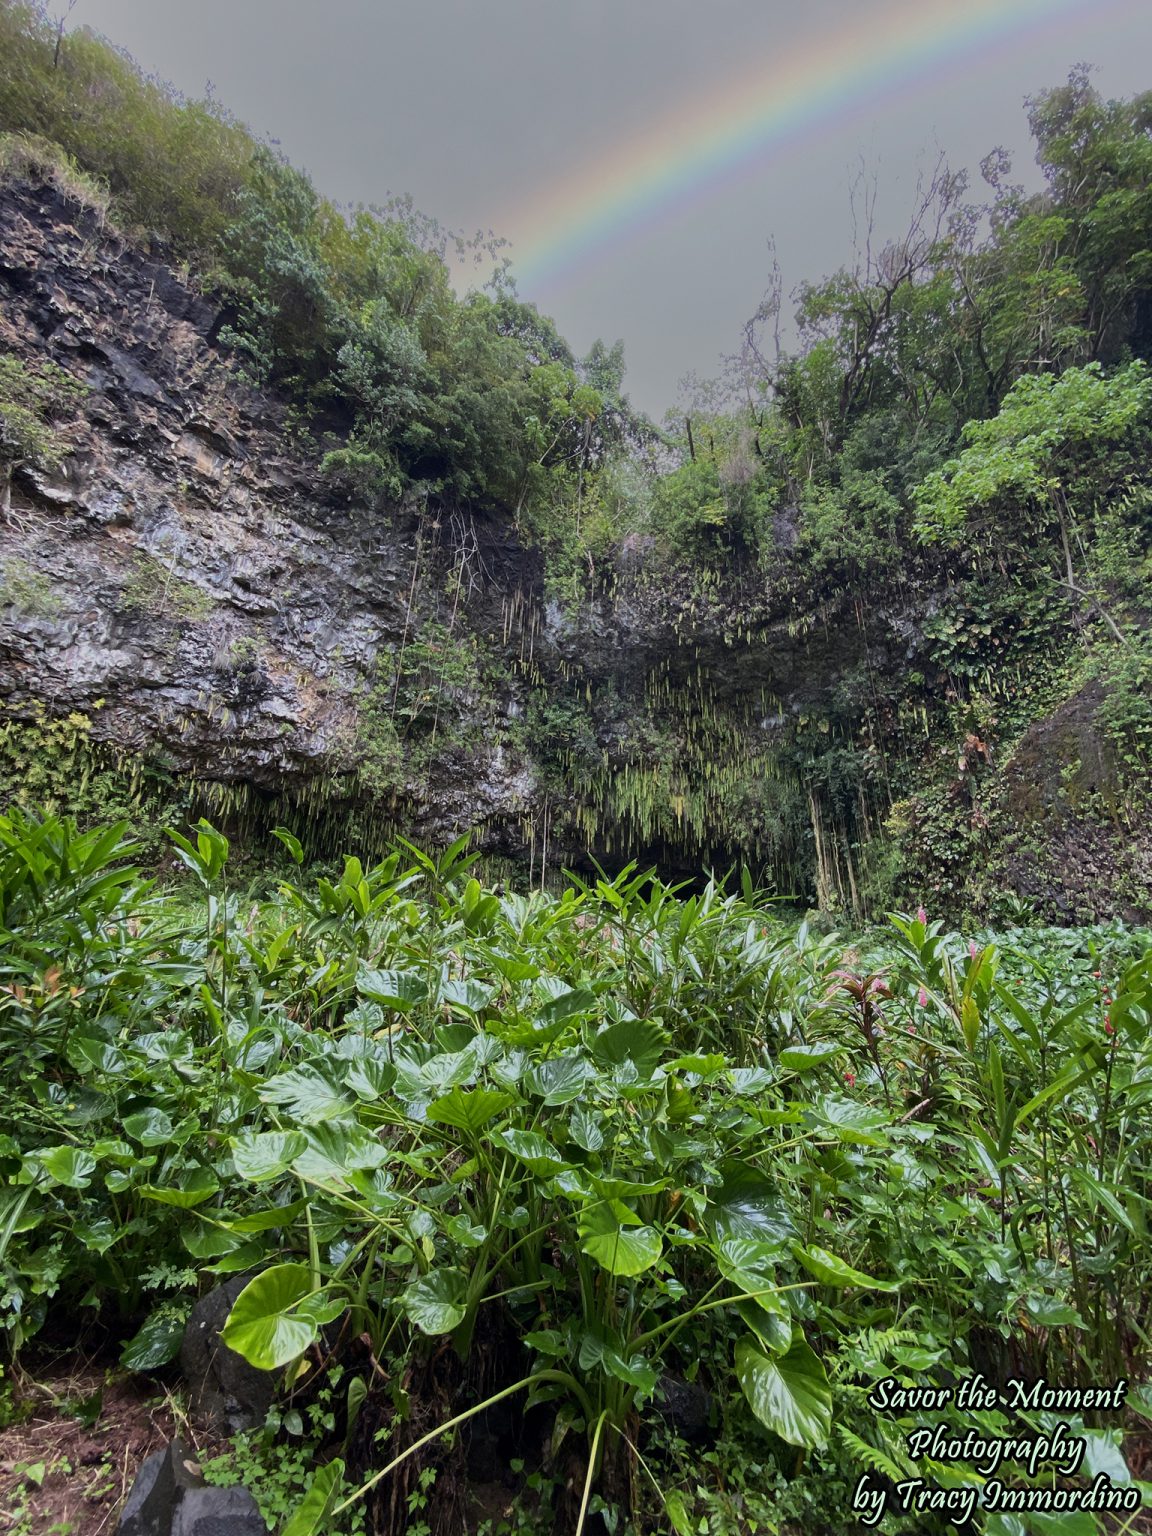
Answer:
[67, 0, 1152, 418]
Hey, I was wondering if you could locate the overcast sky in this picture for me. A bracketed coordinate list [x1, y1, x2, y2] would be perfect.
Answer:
[67, 0, 1152, 418]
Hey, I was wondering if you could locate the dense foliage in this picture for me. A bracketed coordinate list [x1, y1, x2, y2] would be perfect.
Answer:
[558, 76, 1152, 914]
[2, 808, 1152, 1533]
[3, 0, 1152, 920]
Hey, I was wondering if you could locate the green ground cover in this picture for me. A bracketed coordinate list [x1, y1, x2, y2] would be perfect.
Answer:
[2, 807, 1151, 1533]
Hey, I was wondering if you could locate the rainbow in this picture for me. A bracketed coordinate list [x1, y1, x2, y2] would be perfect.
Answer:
[502, 0, 1110, 292]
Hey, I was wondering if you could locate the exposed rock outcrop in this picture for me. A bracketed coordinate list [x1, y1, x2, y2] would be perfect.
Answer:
[0, 180, 539, 847]
[1, 186, 403, 770]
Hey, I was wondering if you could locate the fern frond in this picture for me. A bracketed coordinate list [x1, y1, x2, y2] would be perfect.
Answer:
[838, 1425, 914, 1483]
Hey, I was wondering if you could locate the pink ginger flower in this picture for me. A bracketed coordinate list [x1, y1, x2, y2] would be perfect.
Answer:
[916, 906, 928, 924]
[917, 986, 929, 1008]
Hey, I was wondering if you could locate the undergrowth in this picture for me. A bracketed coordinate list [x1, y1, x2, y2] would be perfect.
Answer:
[0, 807, 1150, 1533]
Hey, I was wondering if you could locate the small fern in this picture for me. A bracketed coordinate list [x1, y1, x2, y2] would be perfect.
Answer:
[834, 1325, 922, 1379]
[838, 1425, 914, 1484]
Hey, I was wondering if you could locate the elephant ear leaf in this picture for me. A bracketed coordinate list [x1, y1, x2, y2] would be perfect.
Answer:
[220, 1264, 325, 1370]
[735, 1331, 832, 1449]
[402, 1270, 468, 1336]
[578, 1201, 662, 1277]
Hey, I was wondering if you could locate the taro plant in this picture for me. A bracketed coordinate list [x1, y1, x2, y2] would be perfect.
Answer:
[1, 809, 1150, 1533]
[215, 869, 923, 1530]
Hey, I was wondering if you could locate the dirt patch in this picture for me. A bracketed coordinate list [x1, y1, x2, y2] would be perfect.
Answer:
[0, 1359, 183, 1536]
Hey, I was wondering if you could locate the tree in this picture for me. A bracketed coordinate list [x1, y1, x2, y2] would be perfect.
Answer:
[913, 360, 1152, 636]
[217, 147, 369, 394]
[1025, 68, 1152, 362]
[788, 156, 968, 434]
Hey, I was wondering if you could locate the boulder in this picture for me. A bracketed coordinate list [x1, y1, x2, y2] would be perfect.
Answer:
[116, 1440, 205, 1536]
[180, 1277, 275, 1433]
[170, 1486, 266, 1536]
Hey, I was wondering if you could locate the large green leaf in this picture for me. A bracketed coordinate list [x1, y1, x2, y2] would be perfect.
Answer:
[1078, 1429, 1130, 1484]
[568, 1105, 606, 1153]
[590, 1018, 668, 1078]
[292, 1124, 389, 1188]
[735, 1298, 793, 1356]
[491, 1128, 571, 1177]
[232, 1130, 308, 1183]
[182, 1224, 247, 1259]
[1026, 1514, 1103, 1536]
[34, 1146, 96, 1189]
[426, 1086, 516, 1134]
[492, 955, 539, 983]
[793, 1244, 896, 1291]
[729, 1067, 775, 1095]
[121, 1304, 188, 1371]
[591, 1172, 669, 1200]
[260, 1065, 352, 1124]
[444, 1213, 487, 1247]
[440, 978, 496, 1015]
[735, 1332, 832, 1448]
[136, 1030, 195, 1065]
[669, 1053, 728, 1080]
[227, 1198, 309, 1233]
[664, 1489, 694, 1536]
[414, 1045, 483, 1096]
[357, 966, 427, 1010]
[138, 1166, 220, 1208]
[220, 1264, 327, 1369]
[537, 986, 597, 1028]
[778, 1043, 842, 1072]
[402, 1270, 468, 1335]
[344, 1055, 397, 1101]
[709, 1163, 795, 1248]
[579, 1200, 662, 1276]
[715, 1237, 781, 1300]
[74, 1216, 119, 1254]
[525, 1053, 590, 1105]
[813, 1096, 890, 1146]
[1024, 1295, 1085, 1328]
[206, 1240, 271, 1277]
[122, 1109, 175, 1146]
[270, 826, 304, 865]
[66, 1035, 127, 1075]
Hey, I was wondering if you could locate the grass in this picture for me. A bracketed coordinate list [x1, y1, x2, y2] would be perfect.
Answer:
[0, 130, 112, 223]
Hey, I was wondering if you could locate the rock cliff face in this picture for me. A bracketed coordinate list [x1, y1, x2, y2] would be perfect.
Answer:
[1, 185, 387, 761]
[2, 178, 1149, 920]
[0, 181, 539, 846]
